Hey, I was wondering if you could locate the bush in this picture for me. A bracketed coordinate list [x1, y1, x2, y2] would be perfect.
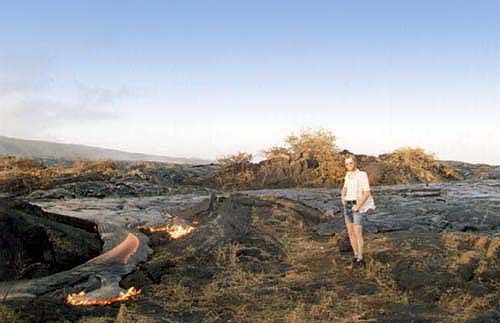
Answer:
[204, 132, 463, 190]
[211, 129, 346, 189]
[215, 153, 256, 189]
[263, 129, 346, 187]
[217, 152, 253, 170]
[72, 160, 118, 176]
[378, 147, 462, 184]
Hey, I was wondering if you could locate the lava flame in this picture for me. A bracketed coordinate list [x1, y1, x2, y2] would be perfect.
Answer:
[66, 287, 141, 306]
[138, 222, 194, 239]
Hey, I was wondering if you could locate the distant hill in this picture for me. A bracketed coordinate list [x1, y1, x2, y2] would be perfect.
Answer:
[0, 136, 212, 164]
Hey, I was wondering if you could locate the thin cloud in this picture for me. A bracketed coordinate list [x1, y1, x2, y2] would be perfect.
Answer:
[0, 54, 52, 96]
[0, 54, 127, 138]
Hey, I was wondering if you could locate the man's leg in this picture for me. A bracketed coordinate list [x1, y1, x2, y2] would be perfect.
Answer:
[344, 205, 359, 258]
[346, 223, 359, 258]
[353, 224, 364, 260]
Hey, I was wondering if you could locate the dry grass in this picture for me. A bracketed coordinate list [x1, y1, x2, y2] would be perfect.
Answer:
[375, 147, 463, 184]
[0, 157, 119, 195]
[0, 157, 183, 195]
[123, 209, 498, 323]
[121, 200, 408, 322]
[0, 304, 26, 323]
[2, 196, 496, 323]
[199, 129, 462, 190]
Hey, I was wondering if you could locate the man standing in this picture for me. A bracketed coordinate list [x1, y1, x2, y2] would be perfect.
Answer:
[341, 156, 375, 267]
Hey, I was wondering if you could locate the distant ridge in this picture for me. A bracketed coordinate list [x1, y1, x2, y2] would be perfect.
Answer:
[0, 135, 212, 164]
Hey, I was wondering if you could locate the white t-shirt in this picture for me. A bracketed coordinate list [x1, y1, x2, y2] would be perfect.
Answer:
[343, 169, 376, 213]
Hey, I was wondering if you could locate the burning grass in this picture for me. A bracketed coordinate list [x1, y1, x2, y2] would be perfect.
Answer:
[66, 287, 141, 307]
[138, 220, 194, 240]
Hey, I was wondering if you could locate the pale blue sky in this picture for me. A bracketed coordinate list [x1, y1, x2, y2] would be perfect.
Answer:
[1, 1, 499, 163]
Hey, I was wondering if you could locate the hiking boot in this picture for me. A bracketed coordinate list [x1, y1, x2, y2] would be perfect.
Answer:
[355, 258, 365, 268]
[348, 257, 359, 269]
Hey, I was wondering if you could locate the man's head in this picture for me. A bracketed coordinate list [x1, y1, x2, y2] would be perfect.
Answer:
[344, 156, 357, 171]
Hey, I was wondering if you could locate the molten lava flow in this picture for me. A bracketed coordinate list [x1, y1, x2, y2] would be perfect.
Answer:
[66, 287, 141, 306]
[65, 233, 143, 307]
[138, 221, 194, 239]
[101, 233, 141, 264]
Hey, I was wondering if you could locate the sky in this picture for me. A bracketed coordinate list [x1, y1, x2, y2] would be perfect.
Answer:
[0, 1, 499, 164]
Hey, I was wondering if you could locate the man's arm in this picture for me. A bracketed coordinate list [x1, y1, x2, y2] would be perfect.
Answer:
[353, 172, 371, 211]
[355, 190, 371, 210]
[341, 184, 347, 205]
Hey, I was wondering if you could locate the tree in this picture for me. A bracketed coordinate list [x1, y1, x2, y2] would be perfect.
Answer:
[284, 128, 338, 161]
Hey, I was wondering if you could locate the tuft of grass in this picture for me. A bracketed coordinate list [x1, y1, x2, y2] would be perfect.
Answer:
[0, 304, 26, 323]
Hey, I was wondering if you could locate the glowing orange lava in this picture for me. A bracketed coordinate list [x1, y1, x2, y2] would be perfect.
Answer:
[66, 287, 141, 306]
[138, 222, 194, 239]
[102, 233, 140, 264]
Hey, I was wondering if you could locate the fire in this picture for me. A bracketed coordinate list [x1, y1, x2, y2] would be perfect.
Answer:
[138, 221, 194, 239]
[166, 223, 194, 239]
[66, 287, 141, 306]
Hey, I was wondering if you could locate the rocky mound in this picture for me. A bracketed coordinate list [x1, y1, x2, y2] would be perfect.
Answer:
[0, 199, 102, 282]
[190, 148, 463, 191]
[0, 156, 218, 198]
